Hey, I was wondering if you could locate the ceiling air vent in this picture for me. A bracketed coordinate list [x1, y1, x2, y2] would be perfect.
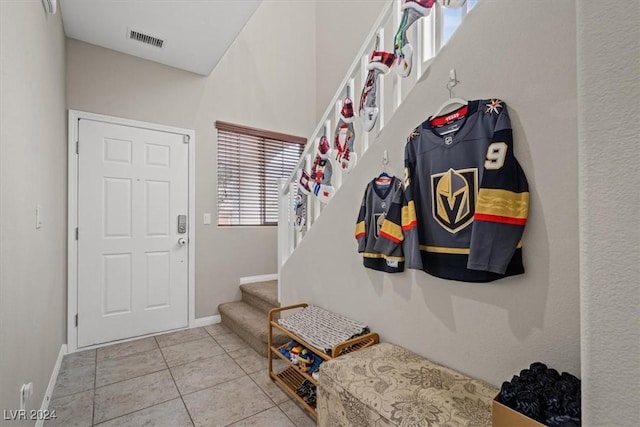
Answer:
[129, 29, 165, 48]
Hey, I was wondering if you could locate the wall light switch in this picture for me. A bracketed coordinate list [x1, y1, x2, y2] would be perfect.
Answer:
[203, 213, 211, 225]
[36, 205, 43, 229]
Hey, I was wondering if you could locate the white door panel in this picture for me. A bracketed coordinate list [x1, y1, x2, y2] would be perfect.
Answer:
[77, 119, 188, 347]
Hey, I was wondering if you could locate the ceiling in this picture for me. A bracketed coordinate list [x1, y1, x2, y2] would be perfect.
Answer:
[59, 0, 262, 76]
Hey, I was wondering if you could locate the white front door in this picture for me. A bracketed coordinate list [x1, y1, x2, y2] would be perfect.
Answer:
[77, 119, 189, 347]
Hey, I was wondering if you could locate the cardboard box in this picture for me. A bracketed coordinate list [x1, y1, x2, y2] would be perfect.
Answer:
[493, 393, 547, 427]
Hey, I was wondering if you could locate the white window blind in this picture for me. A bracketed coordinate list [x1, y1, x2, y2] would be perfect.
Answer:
[216, 121, 305, 226]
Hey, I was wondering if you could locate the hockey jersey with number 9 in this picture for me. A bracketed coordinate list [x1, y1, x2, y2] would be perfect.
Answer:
[375, 99, 529, 282]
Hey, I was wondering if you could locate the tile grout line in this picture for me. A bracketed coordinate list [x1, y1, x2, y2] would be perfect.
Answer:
[95, 366, 168, 390]
[92, 347, 167, 390]
[170, 357, 248, 398]
[210, 325, 306, 426]
[220, 405, 280, 427]
[157, 336, 196, 427]
[76, 326, 298, 426]
[92, 396, 179, 426]
[95, 341, 158, 364]
[98, 331, 208, 364]
[155, 328, 212, 349]
[91, 338, 175, 426]
[207, 324, 300, 425]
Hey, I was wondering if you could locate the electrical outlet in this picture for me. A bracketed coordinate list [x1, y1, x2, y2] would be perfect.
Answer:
[20, 383, 33, 410]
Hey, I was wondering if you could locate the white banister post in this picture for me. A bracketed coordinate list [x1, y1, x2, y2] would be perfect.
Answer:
[333, 100, 343, 189]
[304, 152, 314, 231]
[434, 2, 443, 55]
[415, 13, 424, 79]
[288, 182, 296, 254]
[295, 180, 304, 246]
[393, 0, 402, 111]
[360, 54, 370, 153]
[277, 178, 289, 276]
[377, 27, 386, 132]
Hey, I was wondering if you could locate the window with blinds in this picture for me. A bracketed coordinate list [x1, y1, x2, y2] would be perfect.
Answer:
[216, 121, 305, 226]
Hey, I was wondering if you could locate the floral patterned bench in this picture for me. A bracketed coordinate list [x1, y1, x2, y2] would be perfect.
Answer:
[317, 343, 497, 427]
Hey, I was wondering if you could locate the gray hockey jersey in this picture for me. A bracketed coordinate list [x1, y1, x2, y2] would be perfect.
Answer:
[355, 176, 405, 273]
[376, 99, 529, 282]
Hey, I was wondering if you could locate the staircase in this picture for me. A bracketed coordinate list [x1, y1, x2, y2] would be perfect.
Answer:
[218, 279, 289, 357]
[278, 0, 480, 266]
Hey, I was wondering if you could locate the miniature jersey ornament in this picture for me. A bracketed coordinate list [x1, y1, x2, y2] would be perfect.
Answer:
[334, 97, 357, 172]
[294, 165, 311, 232]
[310, 135, 335, 204]
[394, 0, 436, 77]
[360, 51, 395, 132]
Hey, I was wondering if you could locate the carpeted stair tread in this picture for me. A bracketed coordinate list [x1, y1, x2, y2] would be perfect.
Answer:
[218, 301, 289, 357]
[240, 280, 279, 307]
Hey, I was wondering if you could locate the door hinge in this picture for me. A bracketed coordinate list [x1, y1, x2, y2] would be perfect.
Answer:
[75, 228, 79, 240]
[76, 140, 79, 154]
[183, 135, 190, 144]
[75, 314, 78, 327]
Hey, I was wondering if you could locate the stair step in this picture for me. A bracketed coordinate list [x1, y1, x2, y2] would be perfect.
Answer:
[218, 301, 289, 357]
[240, 280, 279, 315]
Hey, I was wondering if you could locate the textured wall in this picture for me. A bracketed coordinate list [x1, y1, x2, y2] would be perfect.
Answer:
[577, 1, 640, 425]
[282, 0, 580, 386]
[315, 0, 387, 120]
[0, 1, 67, 421]
[66, 1, 316, 318]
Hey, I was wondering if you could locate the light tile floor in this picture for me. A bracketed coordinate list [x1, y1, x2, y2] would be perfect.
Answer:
[45, 324, 317, 427]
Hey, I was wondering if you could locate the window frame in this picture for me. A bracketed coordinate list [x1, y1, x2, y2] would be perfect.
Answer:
[215, 121, 306, 227]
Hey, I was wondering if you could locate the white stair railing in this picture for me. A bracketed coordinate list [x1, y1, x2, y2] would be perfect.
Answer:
[279, 0, 479, 266]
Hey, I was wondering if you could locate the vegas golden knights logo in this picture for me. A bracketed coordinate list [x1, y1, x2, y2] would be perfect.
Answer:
[374, 212, 386, 238]
[432, 168, 478, 233]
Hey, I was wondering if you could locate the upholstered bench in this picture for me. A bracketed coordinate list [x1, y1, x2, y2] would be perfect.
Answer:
[317, 343, 498, 427]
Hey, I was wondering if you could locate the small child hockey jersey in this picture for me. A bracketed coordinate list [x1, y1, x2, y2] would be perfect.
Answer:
[355, 176, 405, 273]
[376, 99, 529, 282]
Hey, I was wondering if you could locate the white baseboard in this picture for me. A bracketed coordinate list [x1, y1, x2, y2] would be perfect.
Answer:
[239, 273, 278, 285]
[191, 315, 220, 328]
[36, 344, 66, 427]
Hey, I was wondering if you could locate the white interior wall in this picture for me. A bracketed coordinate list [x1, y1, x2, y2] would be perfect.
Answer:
[577, 1, 640, 425]
[314, 0, 387, 119]
[66, 0, 316, 318]
[0, 1, 67, 419]
[281, 0, 580, 386]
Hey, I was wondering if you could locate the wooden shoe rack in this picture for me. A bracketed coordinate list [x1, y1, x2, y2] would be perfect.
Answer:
[267, 303, 379, 419]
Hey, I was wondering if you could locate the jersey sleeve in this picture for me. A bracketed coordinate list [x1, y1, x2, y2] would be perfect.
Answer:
[375, 141, 423, 269]
[468, 103, 529, 274]
[355, 187, 368, 252]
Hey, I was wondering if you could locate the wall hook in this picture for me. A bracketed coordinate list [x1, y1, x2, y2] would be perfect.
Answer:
[446, 69, 460, 98]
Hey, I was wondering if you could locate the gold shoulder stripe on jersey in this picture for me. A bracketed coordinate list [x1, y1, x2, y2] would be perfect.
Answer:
[475, 189, 529, 219]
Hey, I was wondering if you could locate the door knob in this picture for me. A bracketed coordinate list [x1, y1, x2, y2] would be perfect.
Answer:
[178, 238, 187, 246]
